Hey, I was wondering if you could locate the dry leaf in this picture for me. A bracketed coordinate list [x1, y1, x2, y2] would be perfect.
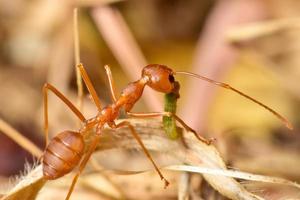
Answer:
[2, 119, 299, 200]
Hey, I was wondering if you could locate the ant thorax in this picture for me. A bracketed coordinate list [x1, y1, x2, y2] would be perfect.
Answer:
[98, 105, 120, 124]
[118, 79, 146, 112]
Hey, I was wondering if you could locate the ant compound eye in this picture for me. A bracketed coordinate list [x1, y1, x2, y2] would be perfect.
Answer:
[142, 64, 175, 93]
[168, 74, 175, 83]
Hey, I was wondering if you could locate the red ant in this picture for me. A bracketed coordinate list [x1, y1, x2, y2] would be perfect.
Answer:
[42, 63, 292, 200]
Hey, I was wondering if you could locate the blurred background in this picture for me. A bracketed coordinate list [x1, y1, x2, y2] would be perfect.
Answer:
[0, 0, 300, 199]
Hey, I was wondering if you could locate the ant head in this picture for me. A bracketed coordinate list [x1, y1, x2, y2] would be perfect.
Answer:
[142, 64, 175, 93]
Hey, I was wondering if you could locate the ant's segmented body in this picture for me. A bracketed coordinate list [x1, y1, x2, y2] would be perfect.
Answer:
[42, 64, 292, 200]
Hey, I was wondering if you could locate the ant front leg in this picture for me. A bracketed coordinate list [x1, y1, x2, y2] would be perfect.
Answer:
[43, 83, 86, 146]
[108, 121, 170, 188]
[77, 63, 103, 110]
[127, 112, 216, 145]
[104, 65, 118, 103]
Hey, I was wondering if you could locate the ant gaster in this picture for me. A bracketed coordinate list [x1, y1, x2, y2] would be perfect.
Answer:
[42, 64, 292, 200]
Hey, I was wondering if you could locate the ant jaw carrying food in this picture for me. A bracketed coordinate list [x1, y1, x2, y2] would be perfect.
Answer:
[142, 64, 175, 93]
[42, 58, 292, 200]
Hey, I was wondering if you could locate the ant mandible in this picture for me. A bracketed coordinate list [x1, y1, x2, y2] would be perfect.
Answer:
[42, 63, 292, 200]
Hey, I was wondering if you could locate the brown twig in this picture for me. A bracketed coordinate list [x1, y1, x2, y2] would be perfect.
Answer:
[73, 8, 84, 115]
[4, 119, 300, 200]
[91, 5, 162, 111]
[179, 0, 268, 132]
[0, 118, 43, 158]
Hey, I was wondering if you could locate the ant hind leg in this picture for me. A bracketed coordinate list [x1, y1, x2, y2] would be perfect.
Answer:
[109, 120, 170, 188]
[43, 83, 86, 146]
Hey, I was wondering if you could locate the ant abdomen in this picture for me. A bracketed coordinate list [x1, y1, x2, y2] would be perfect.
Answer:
[43, 131, 84, 180]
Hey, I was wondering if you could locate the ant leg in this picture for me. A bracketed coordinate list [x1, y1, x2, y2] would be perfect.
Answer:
[77, 63, 102, 110]
[104, 65, 118, 103]
[109, 121, 170, 188]
[65, 134, 101, 200]
[127, 112, 215, 145]
[43, 83, 86, 146]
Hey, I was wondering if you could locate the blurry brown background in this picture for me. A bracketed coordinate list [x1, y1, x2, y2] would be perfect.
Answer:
[0, 0, 300, 199]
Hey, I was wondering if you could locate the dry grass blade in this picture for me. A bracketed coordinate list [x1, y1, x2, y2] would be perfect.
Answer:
[2, 119, 299, 199]
[226, 18, 300, 42]
[91, 5, 162, 111]
[1, 166, 46, 200]
[165, 165, 300, 189]
[73, 8, 83, 114]
[92, 6, 147, 80]
[76, 0, 125, 7]
[87, 158, 127, 199]
[177, 172, 190, 200]
[79, 173, 125, 200]
[0, 118, 43, 158]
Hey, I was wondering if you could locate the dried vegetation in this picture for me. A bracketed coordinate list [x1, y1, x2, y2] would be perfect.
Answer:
[0, 0, 300, 199]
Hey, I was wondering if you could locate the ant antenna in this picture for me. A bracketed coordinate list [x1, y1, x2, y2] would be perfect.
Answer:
[174, 71, 293, 130]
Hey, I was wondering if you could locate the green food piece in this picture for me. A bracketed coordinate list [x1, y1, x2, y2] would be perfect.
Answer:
[163, 92, 180, 140]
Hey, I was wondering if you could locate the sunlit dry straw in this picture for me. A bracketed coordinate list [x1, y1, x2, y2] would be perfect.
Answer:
[178, 172, 190, 200]
[0, 118, 43, 158]
[47, 21, 73, 90]
[227, 18, 300, 42]
[88, 158, 127, 199]
[73, 8, 84, 115]
[166, 165, 300, 189]
[180, 1, 267, 132]
[91, 5, 162, 111]
[3, 119, 300, 200]
[76, 0, 125, 7]
[100, 165, 300, 190]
